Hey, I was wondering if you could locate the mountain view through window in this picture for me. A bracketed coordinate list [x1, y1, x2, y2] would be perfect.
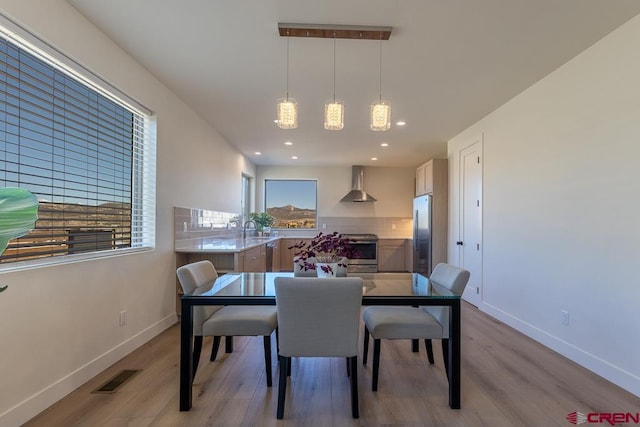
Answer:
[264, 180, 316, 229]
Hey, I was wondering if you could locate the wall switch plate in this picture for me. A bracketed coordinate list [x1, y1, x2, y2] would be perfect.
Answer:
[119, 310, 127, 327]
[561, 310, 569, 326]
[392, 223, 396, 229]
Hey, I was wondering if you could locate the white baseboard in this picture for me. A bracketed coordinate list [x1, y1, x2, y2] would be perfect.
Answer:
[480, 302, 640, 398]
[0, 314, 178, 427]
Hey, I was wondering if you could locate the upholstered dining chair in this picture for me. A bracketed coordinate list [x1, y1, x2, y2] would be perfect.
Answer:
[362, 263, 470, 391]
[176, 260, 278, 385]
[274, 277, 363, 419]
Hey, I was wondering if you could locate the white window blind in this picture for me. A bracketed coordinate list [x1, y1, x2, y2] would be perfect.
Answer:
[0, 16, 155, 267]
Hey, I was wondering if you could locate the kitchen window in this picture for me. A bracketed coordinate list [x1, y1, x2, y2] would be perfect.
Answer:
[264, 179, 317, 229]
[0, 17, 156, 268]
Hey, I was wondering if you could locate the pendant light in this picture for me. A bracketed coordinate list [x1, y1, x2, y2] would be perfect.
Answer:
[370, 35, 390, 131]
[324, 34, 344, 130]
[277, 31, 297, 129]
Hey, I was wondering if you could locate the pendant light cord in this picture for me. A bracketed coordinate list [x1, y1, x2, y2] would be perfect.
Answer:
[286, 30, 290, 101]
[332, 33, 336, 102]
[378, 35, 383, 103]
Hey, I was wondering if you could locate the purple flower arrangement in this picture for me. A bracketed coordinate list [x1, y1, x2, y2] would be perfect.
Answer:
[289, 231, 359, 274]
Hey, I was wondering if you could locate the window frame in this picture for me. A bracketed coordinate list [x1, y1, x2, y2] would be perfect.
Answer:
[264, 179, 318, 230]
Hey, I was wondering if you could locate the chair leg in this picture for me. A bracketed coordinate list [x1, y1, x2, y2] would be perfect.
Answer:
[263, 335, 272, 387]
[210, 336, 221, 361]
[225, 336, 233, 353]
[277, 355, 288, 419]
[441, 339, 449, 381]
[287, 357, 292, 377]
[346, 357, 351, 377]
[372, 339, 381, 391]
[363, 326, 370, 365]
[412, 306, 420, 353]
[350, 356, 359, 418]
[424, 339, 435, 364]
[192, 336, 203, 380]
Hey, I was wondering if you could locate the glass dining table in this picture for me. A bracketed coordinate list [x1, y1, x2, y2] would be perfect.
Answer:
[179, 272, 462, 411]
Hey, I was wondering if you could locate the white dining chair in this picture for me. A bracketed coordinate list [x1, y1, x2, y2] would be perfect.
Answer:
[274, 276, 363, 419]
[362, 263, 470, 391]
[176, 260, 278, 385]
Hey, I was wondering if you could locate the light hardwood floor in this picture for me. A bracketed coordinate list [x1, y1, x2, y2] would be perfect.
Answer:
[25, 302, 639, 426]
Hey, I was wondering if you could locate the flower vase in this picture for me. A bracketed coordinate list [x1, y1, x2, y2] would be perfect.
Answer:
[316, 262, 338, 278]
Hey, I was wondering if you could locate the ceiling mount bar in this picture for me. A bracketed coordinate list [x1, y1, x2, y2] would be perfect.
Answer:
[278, 23, 392, 40]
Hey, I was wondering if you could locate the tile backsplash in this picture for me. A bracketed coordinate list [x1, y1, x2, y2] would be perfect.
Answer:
[174, 206, 241, 242]
[174, 207, 413, 246]
[286, 216, 413, 239]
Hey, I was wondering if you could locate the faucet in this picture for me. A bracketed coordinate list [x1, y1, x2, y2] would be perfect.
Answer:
[242, 220, 256, 239]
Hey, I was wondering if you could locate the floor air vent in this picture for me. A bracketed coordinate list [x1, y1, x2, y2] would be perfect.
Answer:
[92, 369, 141, 394]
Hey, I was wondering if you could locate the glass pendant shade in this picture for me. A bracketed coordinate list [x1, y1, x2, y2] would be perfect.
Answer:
[277, 98, 298, 129]
[324, 100, 344, 130]
[370, 101, 391, 131]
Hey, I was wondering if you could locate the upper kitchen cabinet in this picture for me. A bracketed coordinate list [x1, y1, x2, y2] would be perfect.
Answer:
[415, 159, 447, 196]
[415, 159, 448, 268]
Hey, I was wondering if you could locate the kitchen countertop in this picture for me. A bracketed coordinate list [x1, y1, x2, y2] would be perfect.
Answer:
[175, 236, 281, 253]
[175, 235, 412, 253]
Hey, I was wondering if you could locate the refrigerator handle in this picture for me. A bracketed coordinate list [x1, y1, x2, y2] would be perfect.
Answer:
[414, 210, 419, 250]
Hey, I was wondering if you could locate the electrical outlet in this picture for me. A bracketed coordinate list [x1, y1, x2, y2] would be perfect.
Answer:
[119, 310, 127, 327]
[322, 223, 327, 229]
[391, 223, 396, 230]
[561, 310, 569, 326]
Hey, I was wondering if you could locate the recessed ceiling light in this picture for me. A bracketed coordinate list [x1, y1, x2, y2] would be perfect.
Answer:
[291, 156, 298, 160]
[380, 142, 389, 147]
[254, 151, 262, 155]
[396, 121, 406, 126]
[284, 141, 293, 146]
[371, 157, 378, 161]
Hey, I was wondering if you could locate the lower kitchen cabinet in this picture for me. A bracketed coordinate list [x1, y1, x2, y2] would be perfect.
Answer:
[278, 238, 310, 271]
[378, 239, 409, 272]
[243, 244, 266, 272]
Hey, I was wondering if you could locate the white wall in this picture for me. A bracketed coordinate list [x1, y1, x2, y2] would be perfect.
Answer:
[255, 165, 415, 218]
[448, 14, 640, 396]
[0, 1, 254, 424]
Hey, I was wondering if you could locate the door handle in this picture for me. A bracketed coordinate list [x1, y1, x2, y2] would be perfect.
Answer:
[456, 241, 463, 246]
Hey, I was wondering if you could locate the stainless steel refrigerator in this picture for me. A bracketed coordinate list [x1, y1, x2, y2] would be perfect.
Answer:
[412, 195, 432, 276]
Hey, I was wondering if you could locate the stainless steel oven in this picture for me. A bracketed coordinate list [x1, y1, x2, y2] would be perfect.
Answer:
[342, 233, 378, 273]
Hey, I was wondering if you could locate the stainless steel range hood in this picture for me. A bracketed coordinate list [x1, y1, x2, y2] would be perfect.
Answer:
[340, 166, 377, 202]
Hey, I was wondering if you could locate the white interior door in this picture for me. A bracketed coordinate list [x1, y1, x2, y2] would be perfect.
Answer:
[459, 140, 483, 306]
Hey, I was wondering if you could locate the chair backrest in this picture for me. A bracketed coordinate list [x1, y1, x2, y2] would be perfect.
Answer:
[275, 277, 363, 357]
[176, 260, 221, 335]
[429, 263, 470, 294]
[423, 263, 470, 338]
[176, 260, 218, 293]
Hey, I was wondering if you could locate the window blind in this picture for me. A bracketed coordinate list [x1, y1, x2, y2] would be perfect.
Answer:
[0, 17, 155, 266]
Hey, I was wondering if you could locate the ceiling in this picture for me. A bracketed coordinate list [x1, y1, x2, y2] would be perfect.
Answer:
[67, 0, 640, 168]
